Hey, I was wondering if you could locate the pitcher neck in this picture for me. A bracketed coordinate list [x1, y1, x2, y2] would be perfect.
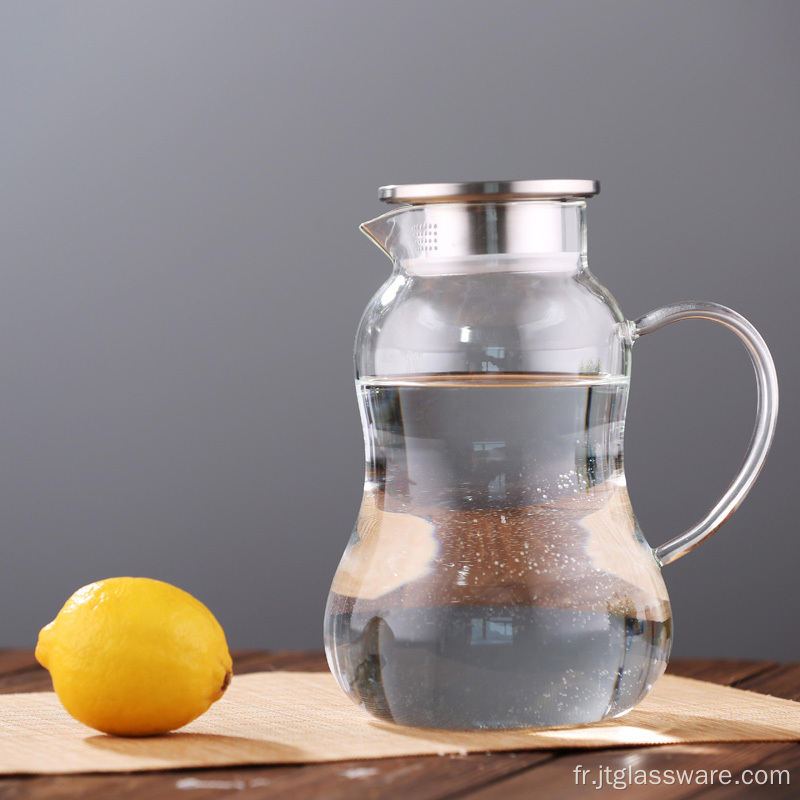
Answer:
[362, 200, 588, 275]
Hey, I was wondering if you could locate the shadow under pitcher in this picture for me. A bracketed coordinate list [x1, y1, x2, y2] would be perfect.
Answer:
[323, 180, 778, 730]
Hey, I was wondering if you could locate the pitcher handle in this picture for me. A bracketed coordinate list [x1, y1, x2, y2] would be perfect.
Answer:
[630, 301, 778, 566]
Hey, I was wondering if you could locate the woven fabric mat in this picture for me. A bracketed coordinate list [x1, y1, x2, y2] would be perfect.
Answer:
[1, 672, 799, 774]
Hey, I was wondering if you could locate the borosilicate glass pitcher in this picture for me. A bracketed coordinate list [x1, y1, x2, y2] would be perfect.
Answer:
[324, 180, 778, 730]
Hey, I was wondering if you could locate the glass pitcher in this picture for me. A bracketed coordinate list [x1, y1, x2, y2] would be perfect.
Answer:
[323, 180, 778, 731]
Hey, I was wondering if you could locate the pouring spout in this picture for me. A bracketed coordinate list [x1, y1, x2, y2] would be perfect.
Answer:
[359, 210, 400, 259]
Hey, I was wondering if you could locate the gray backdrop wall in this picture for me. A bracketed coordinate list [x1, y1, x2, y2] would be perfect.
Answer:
[1, 1, 798, 658]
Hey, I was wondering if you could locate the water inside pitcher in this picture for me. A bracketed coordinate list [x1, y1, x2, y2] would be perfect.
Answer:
[324, 180, 777, 730]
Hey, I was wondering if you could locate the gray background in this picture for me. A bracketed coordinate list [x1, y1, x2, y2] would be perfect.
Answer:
[1, 1, 797, 658]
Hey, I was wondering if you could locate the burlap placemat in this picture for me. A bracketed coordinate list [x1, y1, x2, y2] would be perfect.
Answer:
[0, 672, 798, 774]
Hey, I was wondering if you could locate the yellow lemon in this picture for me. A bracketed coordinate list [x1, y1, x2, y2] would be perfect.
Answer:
[35, 577, 233, 737]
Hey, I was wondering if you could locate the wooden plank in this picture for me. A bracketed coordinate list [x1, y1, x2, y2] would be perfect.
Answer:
[0, 753, 552, 800]
[219, 752, 552, 800]
[0, 654, 794, 800]
[0, 650, 328, 697]
[232, 650, 328, 674]
[0, 668, 51, 695]
[0, 658, 773, 700]
[667, 659, 781, 686]
[457, 661, 800, 800]
[735, 665, 800, 703]
[0, 767, 301, 800]
[0, 649, 40, 676]
[0, 650, 51, 696]
[0, 649, 550, 798]
[684, 742, 800, 799]
[458, 742, 798, 800]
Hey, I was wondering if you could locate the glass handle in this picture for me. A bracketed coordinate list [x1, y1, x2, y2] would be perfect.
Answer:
[631, 301, 779, 566]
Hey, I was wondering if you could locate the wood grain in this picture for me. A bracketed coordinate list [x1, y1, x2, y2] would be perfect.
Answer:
[0, 653, 795, 800]
[0, 650, 329, 697]
[666, 659, 780, 686]
[0, 753, 551, 800]
[457, 661, 799, 800]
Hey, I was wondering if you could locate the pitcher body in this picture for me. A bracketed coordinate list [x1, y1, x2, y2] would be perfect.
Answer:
[324, 180, 777, 730]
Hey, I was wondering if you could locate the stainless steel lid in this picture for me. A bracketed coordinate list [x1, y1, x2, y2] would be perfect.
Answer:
[378, 179, 599, 204]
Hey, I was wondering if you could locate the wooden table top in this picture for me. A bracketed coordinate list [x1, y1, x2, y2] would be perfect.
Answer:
[0, 651, 797, 799]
